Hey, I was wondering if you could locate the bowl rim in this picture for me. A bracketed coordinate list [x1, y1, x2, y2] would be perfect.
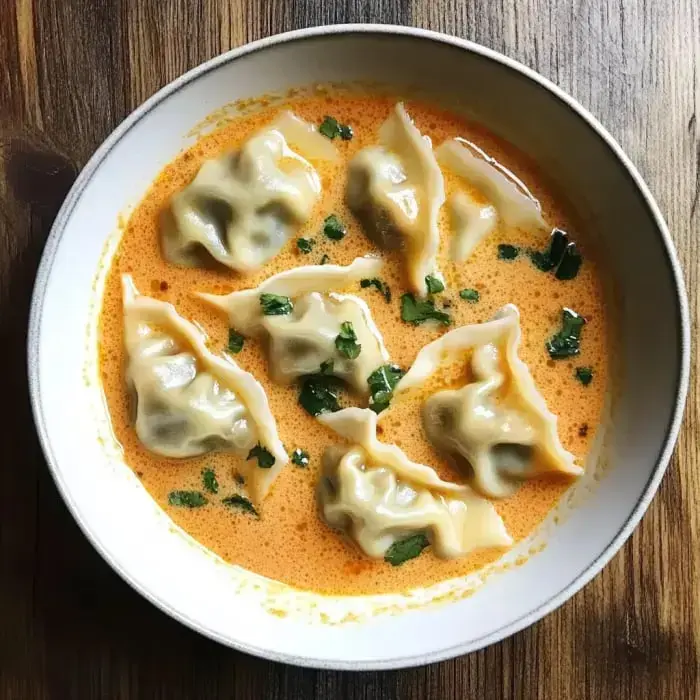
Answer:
[27, 23, 691, 670]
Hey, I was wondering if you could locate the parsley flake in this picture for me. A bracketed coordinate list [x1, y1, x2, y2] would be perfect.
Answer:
[367, 364, 405, 414]
[575, 367, 594, 386]
[459, 288, 480, 303]
[425, 275, 445, 294]
[384, 534, 429, 566]
[168, 491, 207, 508]
[202, 468, 219, 494]
[400, 293, 451, 326]
[260, 293, 293, 316]
[323, 214, 346, 241]
[227, 329, 244, 354]
[546, 308, 586, 359]
[319, 116, 353, 140]
[297, 237, 315, 254]
[291, 448, 310, 467]
[335, 321, 361, 360]
[222, 494, 258, 517]
[360, 277, 392, 303]
[498, 244, 520, 260]
[247, 443, 276, 469]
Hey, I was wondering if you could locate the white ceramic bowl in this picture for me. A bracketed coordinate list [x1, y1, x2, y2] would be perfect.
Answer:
[28, 25, 690, 669]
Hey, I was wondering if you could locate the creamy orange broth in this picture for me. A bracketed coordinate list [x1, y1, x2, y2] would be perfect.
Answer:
[98, 94, 609, 595]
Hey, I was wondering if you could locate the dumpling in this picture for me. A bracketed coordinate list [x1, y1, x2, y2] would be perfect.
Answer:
[447, 192, 497, 262]
[122, 275, 287, 502]
[198, 257, 389, 393]
[162, 111, 338, 272]
[318, 408, 512, 559]
[395, 305, 581, 498]
[346, 103, 445, 295]
[436, 139, 547, 232]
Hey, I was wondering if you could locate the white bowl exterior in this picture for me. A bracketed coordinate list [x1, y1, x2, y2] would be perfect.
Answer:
[29, 27, 689, 669]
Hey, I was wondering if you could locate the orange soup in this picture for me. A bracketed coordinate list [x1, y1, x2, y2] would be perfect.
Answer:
[99, 93, 608, 595]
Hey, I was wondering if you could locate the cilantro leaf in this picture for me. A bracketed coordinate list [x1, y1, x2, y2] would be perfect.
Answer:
[575, 366, 594, 386]
[202, 468, 219, 494]
[260, 293, 293, 316]
[384, 533, 429, 566]
[291, 448, 310, 467]
[222, 494, 258, 517]
[168, 491, 207, 508]
[335, 321, 361, 359]
[360, 277, 392, 303]
[319, 116, 353, 140]
[298, 369, 341, 417]
[323, 214, 346, 241]
[459, 288, 480, 303]
[297, 237, 315, 254]
[367, 363, 405, 414]
[547, 308, 586, 359]
[425, 274, 445, 294]
[530, 228, 568, 271]
[227, 329, 244, 354]
[247, 443, 276, 469]
[555, 242, 583, 280]
[400, 293, 452, 326]
[498, 244, 520, 260]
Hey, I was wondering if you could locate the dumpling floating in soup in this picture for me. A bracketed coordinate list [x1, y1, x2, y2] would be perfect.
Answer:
[162, 111, 338, 272]
[346, 102, 445, 295]
[122, 274, 287, 503]
[198, 257, 389, 393]
[395, 304, 581, 498]
[318, 408, 511, 560]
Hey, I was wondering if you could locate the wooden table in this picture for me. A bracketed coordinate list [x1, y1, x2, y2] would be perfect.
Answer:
[1, 1, 698, 697]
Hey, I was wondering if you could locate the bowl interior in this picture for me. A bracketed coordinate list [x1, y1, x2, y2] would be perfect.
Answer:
[29, 27, 687, 669]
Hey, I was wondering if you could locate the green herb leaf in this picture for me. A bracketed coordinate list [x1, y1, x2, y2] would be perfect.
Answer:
[367, 363, 405, 414]
[168, 491, 207, 508]
[202, 468, 219, 494]
[400, 293, 452, 326]
[299, 371, 341, 416]
[459, 288, 480, 303]
[555, 242, 583, 280]
[335, 321, 361, 360]
[320, 254, 330, 265]
[425, 274, 445, 294]
[323, 214, 346, 241]
[360, 277, 392, 303]
[319, 116, 353, 140]
[384, 533, 429, 566]
[530, 228, 568, 271]
[547, 308, 586, 359]
[291, 448, 310, 467]
[222, 494, 258, 517]
[498, 243, 520, 260]
[227, 329, 244, 354]
[247, 443, 276, 469]
[575, 366, 594, 386]
[260, 293, 293, 316]
[297, 237, 315, 254]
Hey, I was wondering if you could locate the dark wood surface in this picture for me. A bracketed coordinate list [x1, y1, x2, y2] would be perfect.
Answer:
[1, 1, 698, 697]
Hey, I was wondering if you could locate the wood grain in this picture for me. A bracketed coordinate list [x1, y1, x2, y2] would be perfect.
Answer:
[0, 0, 698, 697]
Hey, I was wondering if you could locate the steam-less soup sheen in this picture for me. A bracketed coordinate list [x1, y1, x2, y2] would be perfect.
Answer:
[99, 92, 609, 596]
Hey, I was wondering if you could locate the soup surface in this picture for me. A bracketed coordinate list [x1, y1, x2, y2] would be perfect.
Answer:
[99, 92, 609, 596]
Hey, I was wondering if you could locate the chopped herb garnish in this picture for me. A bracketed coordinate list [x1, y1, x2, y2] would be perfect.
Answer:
[459, 288, 480, 303]
[319, 116, 353, 140]
[555, 242, 583, 280]
[202, 468, 219, 494]
[168, 491, 207, 508]
[227, 329, 244, 354]
[260, 293, 293, 316]
[498, 244, 520, 260]
[298, 370, 341, 416]
[575, 366, 594, 386]
[367, 363, 405, 414]
[323, 214, 346, 241]
[247, 443, 276, 469]
[297, 237, 315, 254]
[425, 274, 445, 294]
[400, 293, 452, 326]
[335, 321, 361, 360]
[579, 423, 589, 438]
[546, 308, 586, 359]
[320, 254, 330, 265]
[291, 448, 310, 468]
[360, 277, 392, 303]
[530, 228, 568, 272]
[384, 533, 429, 566]
[222, 494, 258, 517]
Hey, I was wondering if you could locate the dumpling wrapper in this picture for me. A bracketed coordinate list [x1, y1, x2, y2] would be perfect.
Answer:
[162, 111, 337, 272]
[318, 411, 512, 559]
[396, 304, 581, 498]
[447, 191, 497, 262]
[198, 257, 389, 393]
[436, 139, 548, 238]
[346, 103, 445, 295]
[122, 275, 287, 503]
